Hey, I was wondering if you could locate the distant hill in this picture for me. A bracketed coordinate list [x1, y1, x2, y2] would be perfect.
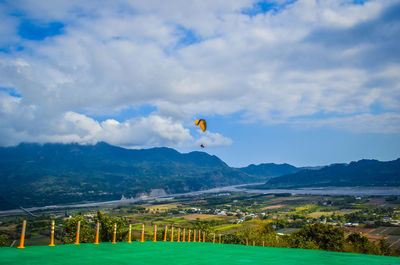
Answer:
[238, 163, 300, 180]
[0, 142, 263, 210]
[258, 158, 400, 188]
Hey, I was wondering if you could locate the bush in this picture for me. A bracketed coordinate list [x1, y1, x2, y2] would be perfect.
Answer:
[290, 223, 345, 251]
[0, 234, 10, 247]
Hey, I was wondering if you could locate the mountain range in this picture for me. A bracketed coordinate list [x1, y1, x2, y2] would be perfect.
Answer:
[0, 142, 292, 210]
[238, 163, 300, 179]
[258, 158, 400, 188]
[0, 142, 399, 210]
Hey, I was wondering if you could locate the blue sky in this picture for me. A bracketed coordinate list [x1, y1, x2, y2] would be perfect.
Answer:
[0, 0, 399, 167]
[182, 115, 400, 167]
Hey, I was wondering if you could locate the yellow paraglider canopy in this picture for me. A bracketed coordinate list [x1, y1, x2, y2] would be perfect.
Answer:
[195, 119, 207, 132]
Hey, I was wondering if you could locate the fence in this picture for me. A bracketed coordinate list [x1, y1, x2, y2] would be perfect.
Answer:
[14, 220, 262, 249]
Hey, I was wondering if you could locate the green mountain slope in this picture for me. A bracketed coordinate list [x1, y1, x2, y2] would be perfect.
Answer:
[261, 159, 400, 188]
[1, 143, 397, 210]
[0, 143, 260, 209]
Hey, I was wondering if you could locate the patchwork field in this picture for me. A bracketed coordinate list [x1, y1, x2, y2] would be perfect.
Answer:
[370, 227, 400, 236]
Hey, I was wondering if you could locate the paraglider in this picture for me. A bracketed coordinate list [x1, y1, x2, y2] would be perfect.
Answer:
[195, 119, 207, 148]
[195, 119, 206, 132]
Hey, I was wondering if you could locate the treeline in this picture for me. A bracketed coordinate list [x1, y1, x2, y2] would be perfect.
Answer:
[57, 212, 399, 257]
[230, 221, 398, 256]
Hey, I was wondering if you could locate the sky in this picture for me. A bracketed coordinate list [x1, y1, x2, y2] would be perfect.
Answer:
[0, 0, 399, 167]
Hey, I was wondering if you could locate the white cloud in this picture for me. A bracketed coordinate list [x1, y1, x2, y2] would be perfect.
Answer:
[61, 112, 194, 147]
[0, 0, 399, 148]
[0, 99, 193, 146]
[298, 113, 400, 134]
[60, 113, 193, 147]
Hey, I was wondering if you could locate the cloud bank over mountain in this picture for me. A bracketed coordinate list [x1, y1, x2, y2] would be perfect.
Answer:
[0, 0, 399, 150]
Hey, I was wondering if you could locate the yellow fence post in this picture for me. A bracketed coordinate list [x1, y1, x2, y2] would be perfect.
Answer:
[219, 234, 222, 244]
[94, 222, 100, 244]
[128, 224, 132, 243]
[193, 229, 196, 242]
[203, 232, 205, 242]
[253, 240, 255, 246]
[141, 224, 145, 242]
[112, 223, 117, 244]
[177, 228, 181, 242]
[164, 226, 168, 242]
[17, 220, 27, 249]
[188, 229, 191, 242]
[74, 221, 81, 245]
[153, 225, 157, 242]
[213, 233, 215, 244]
[170, 227, 174, 242]
[49, 220, 55, 246]
[263, 241, 265, 247]
[198, 230, 201, 242]
[246, 238, 248, 246]
[182, 228, 185, 242]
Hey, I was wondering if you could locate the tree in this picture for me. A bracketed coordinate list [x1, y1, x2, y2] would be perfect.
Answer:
[291, 223, 345, 251]
[62, 216, 94, 244]
[378, 238, 392, 256]
[96, 210, 127, 242]
[346, 233, 379, 255]
[288, 234, 319, 250]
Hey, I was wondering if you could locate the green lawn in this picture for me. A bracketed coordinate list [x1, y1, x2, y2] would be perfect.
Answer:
[0, 242, 399, 265]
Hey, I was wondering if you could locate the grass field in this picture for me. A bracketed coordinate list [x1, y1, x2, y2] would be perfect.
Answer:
[145, 203, 181, 211]
[214, 224, 242, 232]
[261, 204, 284, 210]
[307, 209, 359, 218]
[1, 242, 399, 265]
[295, 205, 316, 213]
[163, 218, 186, 223]
[307, 211, 335, 218]
[183, 214, 229, 221]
